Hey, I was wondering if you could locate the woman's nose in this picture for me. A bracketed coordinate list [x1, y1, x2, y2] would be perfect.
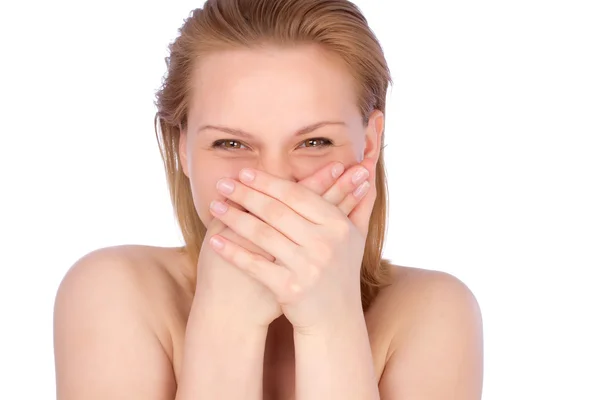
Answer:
[253, 157, 296, 181]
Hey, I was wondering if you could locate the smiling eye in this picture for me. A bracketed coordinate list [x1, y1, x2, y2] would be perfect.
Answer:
[298, 138, 334, 148]
[211, 139, 248, 150]
[211, 137, 334, 151]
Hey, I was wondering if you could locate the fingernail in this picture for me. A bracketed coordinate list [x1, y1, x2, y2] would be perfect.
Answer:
[210, 235, 225, 250]
[352, 167, 369, 185]
[353, 181, 370, 198]
[210, 200, 228, 214]
[240, 168, 256, 182]
[331, 163, 345, 179]
[216, 179, 235, 194]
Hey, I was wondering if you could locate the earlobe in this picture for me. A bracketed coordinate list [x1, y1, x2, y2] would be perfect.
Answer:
[363, 110, 385, 162]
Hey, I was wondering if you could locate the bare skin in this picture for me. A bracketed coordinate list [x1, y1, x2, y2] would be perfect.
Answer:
[54, 243, 482, 399]
[54, 44, 483, 399]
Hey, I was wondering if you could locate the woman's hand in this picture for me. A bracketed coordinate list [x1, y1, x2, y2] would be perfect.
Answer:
[207, 159, 377, 331]
[196, 159, 375, 328]
[196, 216, 282, 327]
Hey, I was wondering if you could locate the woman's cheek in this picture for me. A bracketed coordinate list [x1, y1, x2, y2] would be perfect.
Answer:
[191, 160, 250, 223]
[294, 151, 357, 180]
[189, 174, 217, 225]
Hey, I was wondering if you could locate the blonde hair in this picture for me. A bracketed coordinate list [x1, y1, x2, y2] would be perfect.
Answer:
[154, 0, 393, 310]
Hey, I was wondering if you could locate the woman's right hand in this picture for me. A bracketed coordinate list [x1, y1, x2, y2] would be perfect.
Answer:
[195, 215, 282, 327]
[194, 159, 375, 328]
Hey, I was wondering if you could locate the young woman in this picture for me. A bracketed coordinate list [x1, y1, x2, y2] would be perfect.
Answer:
[53, 1, 484, 399]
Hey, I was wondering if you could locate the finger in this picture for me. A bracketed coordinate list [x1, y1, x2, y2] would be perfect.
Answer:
[347, 157, 378, 237]
[209, 199, 300, 263]
[297, 161, 345, 195]
[297, 159, 374, 217]
[215, 176, 314, 244]
[332, 157, 376, 215]
[296, 160, 369, 209]
[236, 168, 340, 225]
[337, 180, 371, 216]
[209, 233, 292, 296]
[220, 225, 276, 263]
[206, 213, 276, 262]
[321, 162, 370, 210]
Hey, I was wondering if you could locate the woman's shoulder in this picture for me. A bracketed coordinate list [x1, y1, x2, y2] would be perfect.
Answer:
[370, 264, 482, 350]
[380, 264, 479, 306]
[370, 265, 483, 391]
[54, 244, 194, 352]
[54, 245, 195, 397]
[375, 264, 481, 319]
[57, 244, 194, 298]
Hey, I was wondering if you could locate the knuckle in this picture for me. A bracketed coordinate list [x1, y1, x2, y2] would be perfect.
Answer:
[290, 281, 304, 295]
[252, 220, 275, 243]
[263, 202, 287, 222]
[230, 248, 246, 268]
[321, 248, 335, 264]
[330, 218, 351, 239]
[232, 246, 249, 264]
[306, 264, 321, 283]
[244, 252, 264, 276]
[283, 280, 306, 303]
[280, 185, 307, 207]
[311, 240, 333, 263]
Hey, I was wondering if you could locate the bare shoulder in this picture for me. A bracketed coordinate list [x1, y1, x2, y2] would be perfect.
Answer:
[373, 265, 484, 399]
[54, 244, 193, 400]
[374, 265, 481, 319]
[55, 244, 193, 331]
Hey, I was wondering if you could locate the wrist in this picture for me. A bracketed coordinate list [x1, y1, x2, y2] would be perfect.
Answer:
[292, 307, 378, 400]
[293, 304, 366, 338]
[190, 292, 272, 333]
[177, 295, 269, 400]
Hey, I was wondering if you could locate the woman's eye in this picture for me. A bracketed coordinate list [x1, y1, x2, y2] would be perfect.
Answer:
[211, 137, 333, 151]
[211, 139, 248, 150]
[298, 138, 334, 148]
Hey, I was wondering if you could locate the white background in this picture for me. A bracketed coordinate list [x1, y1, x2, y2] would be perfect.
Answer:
[1, 1, 598, 398]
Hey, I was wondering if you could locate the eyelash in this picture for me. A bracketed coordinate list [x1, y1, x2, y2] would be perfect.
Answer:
[211, 138, 334, 151]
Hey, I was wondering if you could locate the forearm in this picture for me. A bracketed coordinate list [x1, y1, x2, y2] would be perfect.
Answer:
[175, 297, 268, 400]
[294, 309, 380, 400]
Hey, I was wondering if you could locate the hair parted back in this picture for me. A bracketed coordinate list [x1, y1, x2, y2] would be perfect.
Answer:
[154, 0, 393, 310]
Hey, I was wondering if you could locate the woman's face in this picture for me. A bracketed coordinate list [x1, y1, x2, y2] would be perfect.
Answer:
[180, 44, 383, 225]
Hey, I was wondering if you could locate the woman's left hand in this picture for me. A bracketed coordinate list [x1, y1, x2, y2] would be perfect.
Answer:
[208, 162, 376, 332]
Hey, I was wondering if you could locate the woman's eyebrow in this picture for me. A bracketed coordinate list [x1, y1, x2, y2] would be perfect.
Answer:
[196, 121, 346, 139]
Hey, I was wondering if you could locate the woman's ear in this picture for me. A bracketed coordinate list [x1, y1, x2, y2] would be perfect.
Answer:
[179, 126, 189, 177]
[363, 109, 385, 162]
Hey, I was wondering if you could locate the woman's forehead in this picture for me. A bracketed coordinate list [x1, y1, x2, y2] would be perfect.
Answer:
[187, 46, 361, 133]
